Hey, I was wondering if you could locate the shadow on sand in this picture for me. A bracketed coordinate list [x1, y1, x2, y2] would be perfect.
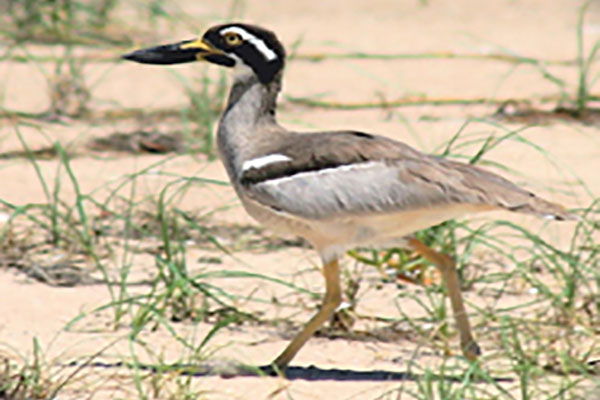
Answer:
[72, 360, 514, 383]
[256, 364, 434, 381]
[250, 364, 512, 383]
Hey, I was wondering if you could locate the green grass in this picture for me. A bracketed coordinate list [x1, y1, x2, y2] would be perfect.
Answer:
[0, 338, 68, 400]
[1, 0, 153, 45]
[574, 1, 600, 115]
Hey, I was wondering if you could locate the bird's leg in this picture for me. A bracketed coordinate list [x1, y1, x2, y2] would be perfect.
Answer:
[272, 258, 341, 369]
[407, 238, 481, 361]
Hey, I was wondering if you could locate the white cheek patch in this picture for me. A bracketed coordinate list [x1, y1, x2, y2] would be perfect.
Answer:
[242, 154, 292, 172]
[229, 54, 255, 79]
[220, 26, 278, 62]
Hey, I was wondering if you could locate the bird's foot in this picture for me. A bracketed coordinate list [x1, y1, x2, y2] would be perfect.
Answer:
[461, 339, 482, 361]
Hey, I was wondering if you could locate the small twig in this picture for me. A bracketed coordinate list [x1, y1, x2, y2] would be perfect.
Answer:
[285, 94, 569, 110]
[290, 51, 577, 66]
[3, 94, 600, 122]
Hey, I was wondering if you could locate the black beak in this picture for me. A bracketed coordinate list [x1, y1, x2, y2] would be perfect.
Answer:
[122, 38, 234, 67]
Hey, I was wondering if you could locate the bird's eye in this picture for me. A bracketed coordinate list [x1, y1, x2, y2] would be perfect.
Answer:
[224, 33, 243, 46]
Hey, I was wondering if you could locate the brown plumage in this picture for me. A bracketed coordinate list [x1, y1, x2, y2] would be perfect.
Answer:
[241, 130, 574, 221]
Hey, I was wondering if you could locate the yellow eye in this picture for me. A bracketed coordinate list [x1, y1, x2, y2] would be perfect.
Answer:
[224, 32, 242, 46]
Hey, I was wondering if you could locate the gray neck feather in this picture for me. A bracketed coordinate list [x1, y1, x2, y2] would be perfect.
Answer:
[217, 72, 282, 182]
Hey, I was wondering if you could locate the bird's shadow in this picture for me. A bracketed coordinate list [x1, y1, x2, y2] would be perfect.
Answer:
[76, 360, 514, 383]
[187, 361, 513, 383]
[254, 364, 426, 381]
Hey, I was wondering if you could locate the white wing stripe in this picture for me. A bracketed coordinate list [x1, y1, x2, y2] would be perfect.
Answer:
[220, 26, 278, 61]
[242, 154, 292, 172]
[262, 161, 381, 186]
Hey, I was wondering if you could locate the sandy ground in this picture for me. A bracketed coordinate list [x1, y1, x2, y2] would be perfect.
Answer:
[1, 0, 599, 399]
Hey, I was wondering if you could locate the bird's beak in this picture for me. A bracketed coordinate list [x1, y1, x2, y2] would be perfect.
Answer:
[122, 38, 234, 66]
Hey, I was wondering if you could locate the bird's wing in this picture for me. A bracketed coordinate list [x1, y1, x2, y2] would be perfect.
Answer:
[239, 130, 573, 221]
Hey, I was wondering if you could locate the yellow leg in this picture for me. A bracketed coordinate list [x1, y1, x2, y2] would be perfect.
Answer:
[272, 259, 341, 369]
[407, 238, 481, 361]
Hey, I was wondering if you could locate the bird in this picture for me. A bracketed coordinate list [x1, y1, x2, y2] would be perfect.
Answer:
[123, 23, 575, 370]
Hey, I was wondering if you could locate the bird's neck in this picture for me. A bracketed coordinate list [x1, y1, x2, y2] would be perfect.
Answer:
[217, 72, 282, 181]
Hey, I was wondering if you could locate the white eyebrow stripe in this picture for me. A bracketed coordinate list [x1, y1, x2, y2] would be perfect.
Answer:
[220, 26, 278, 61]
[241, 154, 292, 172]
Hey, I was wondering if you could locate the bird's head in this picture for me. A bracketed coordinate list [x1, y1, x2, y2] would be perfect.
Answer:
[122, 23, 286, 85]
